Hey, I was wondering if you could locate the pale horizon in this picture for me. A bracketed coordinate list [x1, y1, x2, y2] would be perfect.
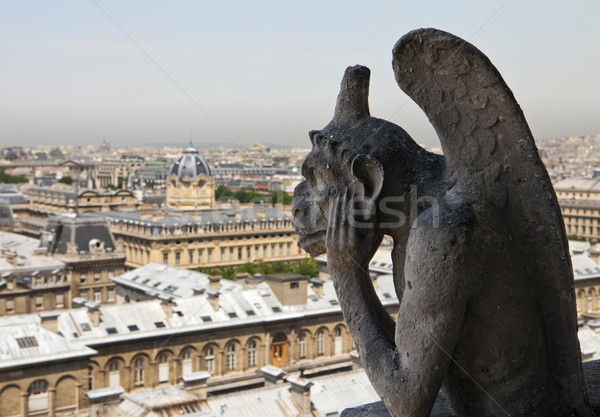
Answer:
[1, 1, 599, 150]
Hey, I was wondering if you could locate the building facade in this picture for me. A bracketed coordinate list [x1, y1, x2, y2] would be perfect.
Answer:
[100, 205, 307, 270]
[166, 147, 215, 210]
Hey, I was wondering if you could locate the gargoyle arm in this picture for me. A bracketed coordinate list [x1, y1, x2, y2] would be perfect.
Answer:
[328, 211, 473, 417]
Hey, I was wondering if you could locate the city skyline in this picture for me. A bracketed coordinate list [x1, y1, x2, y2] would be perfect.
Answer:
[1, 1, 599, 149]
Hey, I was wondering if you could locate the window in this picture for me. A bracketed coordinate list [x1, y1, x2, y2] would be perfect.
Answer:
[279, 243, 283, 256]
[128, 324, 140, 332]
[28, 380, 48, 412]
[35, 295, 43, 307]
[263, 245, 267, 257]
[248, 341, 257, 367]
[107, 288, 115, 302]
[255, 245, 259, 257]
[287, 243, 291, 255]
[7, 280, 13, 290]
[56, 293, 64, 307]
[334, 328, 343, 355]
[290, 282, 299, 289]
[205, 346, 215, 373]
[108, 271, 114, 279]
[198, 249, 203, 263]
[182, 349, 193, 376]
[163, 252, 169, 264]
[207, 249, 213, 262]
[134, 358, 144, 386]
[94, 272, 100, 281]
[88, 366, 94, 390]
[80, 291, 88, 301]
[6, 298, 13, 311]
[80, 273, 87, 283]
[238, 247, 242, 259]
[94, 289, 101, 302]
[299, 334, 306, 359]
[158, 354, 169, 383]
[247, 246, 251, 259]
[188, 250, 194, 264]
[109, 361, 120, 387]
[220, 248, 225, 261]
[17, 336, 38, 348]
[226, 344, 236, 371]
[175, 252, 181, 265]
[317, 331, 325, 356]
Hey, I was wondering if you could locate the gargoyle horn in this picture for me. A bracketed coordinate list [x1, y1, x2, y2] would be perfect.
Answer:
[332, 65, 371, 126]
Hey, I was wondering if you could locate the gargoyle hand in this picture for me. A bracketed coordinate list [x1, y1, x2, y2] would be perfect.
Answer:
[326, 186, 382, 270]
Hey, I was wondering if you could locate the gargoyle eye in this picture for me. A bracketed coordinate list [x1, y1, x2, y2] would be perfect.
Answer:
[301, 162, 316, 184]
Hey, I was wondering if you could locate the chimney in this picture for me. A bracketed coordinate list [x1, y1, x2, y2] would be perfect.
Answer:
[39, 311, 60, 333]
[86, 301, 101, 327]
[209, 275, 221, 292]
[287, 374, 313, 416]
[310, 278, 324, 299]
[207, 290, 220, 311]
[3, 250, 17, 266]
[192, 285, 205, 296]
[160, 295, 174, 318]
[259, 365, 286, 386]
[180, 371, 210, 400]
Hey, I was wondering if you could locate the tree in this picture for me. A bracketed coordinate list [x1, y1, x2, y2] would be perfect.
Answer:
[58, 176, 73, 185]
[0, 171, 28, 184]
[292, 258, 320, 278]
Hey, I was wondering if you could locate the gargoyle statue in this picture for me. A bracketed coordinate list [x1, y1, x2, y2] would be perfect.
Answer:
[292, 28, 595, 417]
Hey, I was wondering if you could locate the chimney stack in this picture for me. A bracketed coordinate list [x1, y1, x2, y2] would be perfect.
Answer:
[287, 374, 313, 416]
[39, 311, 60, 333]
[310, 278, 324, 299]
[259, 365, 286, 386]
[85, 301, 101, 327]
[160, 295, 174, 318]
[209, 275, 221, 292]
[207, 290, 220, 311]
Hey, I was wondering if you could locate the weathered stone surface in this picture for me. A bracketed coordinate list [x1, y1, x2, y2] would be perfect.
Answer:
[343, 361, 600, 416]
[293, 28, 593, 416]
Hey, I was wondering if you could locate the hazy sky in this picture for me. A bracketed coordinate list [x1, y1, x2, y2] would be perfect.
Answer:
[1, 1, 599, 149]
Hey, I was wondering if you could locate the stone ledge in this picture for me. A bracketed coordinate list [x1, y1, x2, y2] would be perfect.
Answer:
[342, 360, 600, 417]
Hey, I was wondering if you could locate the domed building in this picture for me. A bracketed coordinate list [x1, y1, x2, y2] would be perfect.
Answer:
[166, 147, 215, 210]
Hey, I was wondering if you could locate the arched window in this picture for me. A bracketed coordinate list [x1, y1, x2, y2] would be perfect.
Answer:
[158, 353, 169, 383]
[182, 349, 193, 376]
[134, 358, 144, 386]
[205, 346, 215, 373]
[108, 361, 120, 387]
[299, 334, 307, 359]
[226, 344, 236, 371]
[317, 330, 325, 356]
[248, 341, 257, 367]
[334, 327, 343, 355]
[28, 380, 48, 412]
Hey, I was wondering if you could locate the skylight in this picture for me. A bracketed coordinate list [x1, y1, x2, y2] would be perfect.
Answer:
[16, 336, 38, 348]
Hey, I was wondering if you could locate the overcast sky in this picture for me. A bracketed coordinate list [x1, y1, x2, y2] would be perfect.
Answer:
[0, 1, 598, 149]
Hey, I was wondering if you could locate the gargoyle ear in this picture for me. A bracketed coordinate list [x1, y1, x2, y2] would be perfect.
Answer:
[351, 154, 384, 200]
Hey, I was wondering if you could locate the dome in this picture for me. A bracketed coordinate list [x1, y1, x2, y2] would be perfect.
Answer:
[169, 147, 211, 179]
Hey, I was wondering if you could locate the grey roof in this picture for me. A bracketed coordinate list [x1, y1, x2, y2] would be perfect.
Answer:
[0, 315, 96, 370]
[86, 386, 124, 400]
[555, 178, 600, 192]
[42, 213, 116, 254]
[170, 147, 211, 179]
[53, 272, 398, 346]
[201, 368, 380, 417]
[572, 254, 600, 280]
[0, 231, 65, 273]
[111, 263, 243, 299]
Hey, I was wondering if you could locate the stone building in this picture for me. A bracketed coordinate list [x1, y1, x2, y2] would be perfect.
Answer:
[39, 214, 126, 305]
[0, 315, 96, 417]
[22, 184, 140, 216]
[166, 147, 215, 210]
[99, 204, 307, 270]
[0, 232, 67, 316]
[555, 178, 600, 242]
[0, 271, 399, 416]
[96, 156, 144, 189]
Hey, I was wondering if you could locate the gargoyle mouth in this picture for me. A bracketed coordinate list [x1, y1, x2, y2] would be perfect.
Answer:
[297, 230, 327, 256]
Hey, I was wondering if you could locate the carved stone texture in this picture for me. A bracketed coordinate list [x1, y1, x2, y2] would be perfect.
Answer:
[293, 28, 595, 416]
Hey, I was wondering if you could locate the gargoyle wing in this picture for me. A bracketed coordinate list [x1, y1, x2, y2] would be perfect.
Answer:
[393, 28, 587, 408]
